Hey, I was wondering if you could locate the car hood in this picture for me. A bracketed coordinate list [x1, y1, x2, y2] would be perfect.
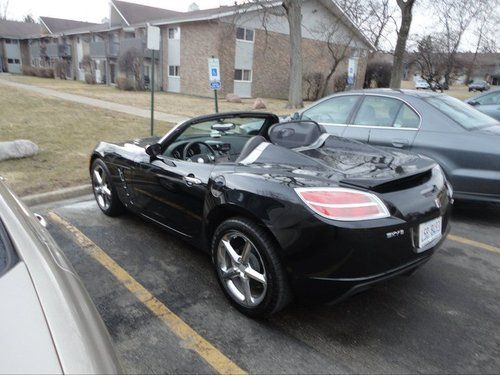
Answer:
[241, 136, 436, 190]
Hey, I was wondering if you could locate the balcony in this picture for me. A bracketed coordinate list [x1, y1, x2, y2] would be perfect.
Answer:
[45, 43, 72, 58]
[90, 40, 120, 58]
[120, 38, 158, 59]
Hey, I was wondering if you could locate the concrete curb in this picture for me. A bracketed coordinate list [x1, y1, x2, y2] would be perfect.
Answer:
[22, 185, 92, 207]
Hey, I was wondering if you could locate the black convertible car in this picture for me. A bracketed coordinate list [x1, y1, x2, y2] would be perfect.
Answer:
[90, 112, 453, 317]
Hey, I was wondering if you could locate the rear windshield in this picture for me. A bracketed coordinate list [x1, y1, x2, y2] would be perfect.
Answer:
[424, 95, 498, 130]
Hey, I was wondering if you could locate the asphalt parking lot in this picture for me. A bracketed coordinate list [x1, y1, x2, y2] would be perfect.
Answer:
[39, 196, 500, 374]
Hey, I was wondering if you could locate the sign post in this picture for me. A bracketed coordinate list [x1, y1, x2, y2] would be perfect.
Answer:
[208, 57, 221, 113]
[147, 24, 160, 136]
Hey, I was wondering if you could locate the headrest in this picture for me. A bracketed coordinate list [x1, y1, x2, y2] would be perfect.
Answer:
[268, 121, 325, 149]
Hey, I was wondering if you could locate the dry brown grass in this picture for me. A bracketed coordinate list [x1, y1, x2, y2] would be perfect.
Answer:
[2, 75, 302, 117]
[400, 80, 476, 101]
[0, 84, 172, 196]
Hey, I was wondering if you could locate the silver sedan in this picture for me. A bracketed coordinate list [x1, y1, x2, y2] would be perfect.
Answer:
[0, 178, 122, 374]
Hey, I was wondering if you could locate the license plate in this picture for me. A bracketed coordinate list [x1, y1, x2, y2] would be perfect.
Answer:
[418, 217, 442, 251]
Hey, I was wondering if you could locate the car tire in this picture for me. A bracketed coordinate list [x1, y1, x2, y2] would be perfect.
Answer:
[211, 217, 292, 318]
[91, 158, 125, 217]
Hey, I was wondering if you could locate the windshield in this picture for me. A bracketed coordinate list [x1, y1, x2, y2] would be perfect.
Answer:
[173, 117, 266, 142]
[424, 95, 498, 130]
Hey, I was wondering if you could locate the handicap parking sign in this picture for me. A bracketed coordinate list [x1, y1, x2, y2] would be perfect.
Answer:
[210, 81, 221, 90]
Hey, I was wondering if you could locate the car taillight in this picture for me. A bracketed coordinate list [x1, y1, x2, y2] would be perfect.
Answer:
[295, 187, 390, 221]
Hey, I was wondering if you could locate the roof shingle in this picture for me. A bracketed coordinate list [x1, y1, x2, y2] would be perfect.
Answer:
[0, 19, 42, 39]
[113, 0, 182, 25]
[39, 16, 99, 34]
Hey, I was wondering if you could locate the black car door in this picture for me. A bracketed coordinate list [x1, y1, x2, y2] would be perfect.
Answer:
[132, 153, 213, 239]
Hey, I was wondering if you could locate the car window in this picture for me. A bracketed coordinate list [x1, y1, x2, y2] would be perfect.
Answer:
[424, 95, 498, 130]
[0, 220, 17, 277]
[174, 117, 266, 142]
[302, 96, 359, 124]
[475, 92, 500, 105]
[393, 104, 420, 129]
[353, 96, 403, 127]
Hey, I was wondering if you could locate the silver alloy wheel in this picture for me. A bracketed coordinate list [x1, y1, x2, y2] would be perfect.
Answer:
[92, 165, 112, 211]
[217, 230, 267, 307]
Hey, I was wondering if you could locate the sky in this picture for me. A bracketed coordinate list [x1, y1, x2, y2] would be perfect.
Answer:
[4, 0, 236, 23]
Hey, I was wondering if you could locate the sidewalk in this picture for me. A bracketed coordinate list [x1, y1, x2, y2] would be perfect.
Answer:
[0, 78, 188, 124]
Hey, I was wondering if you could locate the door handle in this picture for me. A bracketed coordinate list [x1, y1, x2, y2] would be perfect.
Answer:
[184, 175, 201, 186]
[391, 139, 409, 148]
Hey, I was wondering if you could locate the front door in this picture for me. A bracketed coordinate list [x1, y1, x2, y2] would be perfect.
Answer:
[300, 95, 361, 137]
[132, 154, 213, 239]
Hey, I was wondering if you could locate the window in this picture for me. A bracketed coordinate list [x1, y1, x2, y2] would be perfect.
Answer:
[5, 39, 11, 44]
[302, 96, 360, 124]
[353, 96, 403, 127]
[236, 27, 254, 42]
[393, 104, 420, 129]
[424, 95, 498, 130]
[7, 59, 13, 63]
[168, 65, 180, 77]
[168, 27, 180, 40]
[14, 59, 20, 64]
[234, 69, 251, 81]
[475, 92, 500, 106]
[0, 220, 18, 278]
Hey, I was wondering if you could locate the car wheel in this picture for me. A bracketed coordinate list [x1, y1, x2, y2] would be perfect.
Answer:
[91, 159, 125, 216]
[212, 217, 291, 318]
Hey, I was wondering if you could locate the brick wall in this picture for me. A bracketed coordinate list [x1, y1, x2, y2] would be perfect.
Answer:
[174, 20, 235, 97]
[253, 29, 367, 99]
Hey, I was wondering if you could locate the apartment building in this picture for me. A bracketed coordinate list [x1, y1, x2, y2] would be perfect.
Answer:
[0, 19, 40, 73]
[2, 0, 373, 99]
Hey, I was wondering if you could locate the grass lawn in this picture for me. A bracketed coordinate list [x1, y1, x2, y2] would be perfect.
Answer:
[0, 84, 172, 197]
[400, 80, 476, 101]
[1, 75, 300, 117]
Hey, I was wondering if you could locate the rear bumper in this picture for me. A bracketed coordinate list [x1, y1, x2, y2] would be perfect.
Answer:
[281, 202, 451, 304]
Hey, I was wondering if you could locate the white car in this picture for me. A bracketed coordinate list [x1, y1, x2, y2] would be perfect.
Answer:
[415, 79, 430, 89]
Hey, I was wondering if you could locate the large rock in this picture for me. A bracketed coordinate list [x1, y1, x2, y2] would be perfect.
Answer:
[253, 98, 267, 110]
[0, 140, 39, 161]
[226, 93, 242, 103]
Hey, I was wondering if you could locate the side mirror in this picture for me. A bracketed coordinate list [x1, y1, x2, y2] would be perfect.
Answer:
[468, 101, 479, 106]
[291, 112, 300, 120]
[145, 143, 162, 157]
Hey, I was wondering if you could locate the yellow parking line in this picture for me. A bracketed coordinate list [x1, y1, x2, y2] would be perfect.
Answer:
[48, 212, 246, 375]
[448, 234, 500, 254]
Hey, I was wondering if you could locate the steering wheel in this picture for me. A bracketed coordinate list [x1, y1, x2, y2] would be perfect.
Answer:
[182, 141, 217, 162]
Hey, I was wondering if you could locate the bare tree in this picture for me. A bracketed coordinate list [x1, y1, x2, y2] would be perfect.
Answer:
[118, 48, 144, 90]
[337, 0, 396, 51]
[23, 14, 36, 23]
[464, 2, 499, 82]
[413, 34, 449, 92]
[282, 0, 304, 108]
[0, 0, 9, 20]
[312, 20, 354, 97]
[390, 0, 416, 88]
[431, 0, 487, 87]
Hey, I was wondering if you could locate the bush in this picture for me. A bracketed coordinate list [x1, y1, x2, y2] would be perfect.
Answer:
[333, 73, 348, 92]
[364, 62, 392, 88]
[41, 67, 54, 79]
[84, 72, 96, 85]
[22, 66, 35, 76]
[116, 76, 135, 91]
[54, 60, 68, 80]
[303, 72, 324, 101]
[118, 48, 144, 90]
